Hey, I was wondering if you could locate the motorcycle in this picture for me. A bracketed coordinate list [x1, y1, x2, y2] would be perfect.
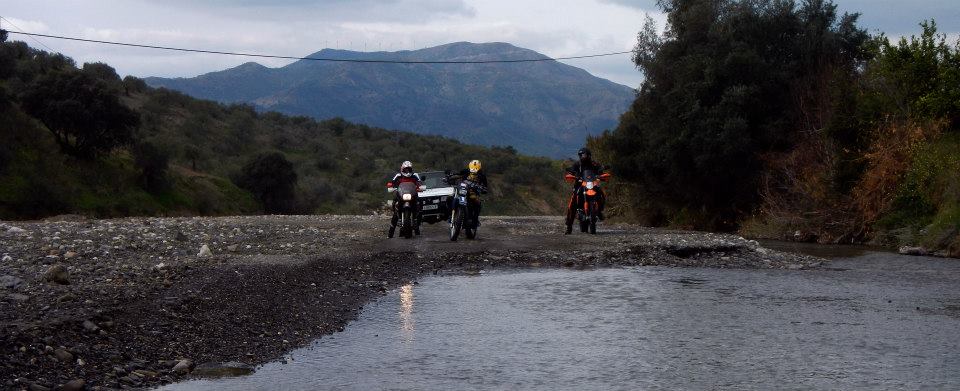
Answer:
[449, 178, 485, 241]
[388, 181, 424, 239]
[565, 169, 611, 234]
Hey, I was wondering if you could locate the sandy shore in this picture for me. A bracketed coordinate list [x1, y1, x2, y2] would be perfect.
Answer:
[0, 215, 824, 390]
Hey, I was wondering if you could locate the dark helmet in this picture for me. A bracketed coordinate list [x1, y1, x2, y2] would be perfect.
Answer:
[577, 148, 592, 160]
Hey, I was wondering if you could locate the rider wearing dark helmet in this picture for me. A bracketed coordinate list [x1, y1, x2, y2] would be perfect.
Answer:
[564, 147, 606, 234]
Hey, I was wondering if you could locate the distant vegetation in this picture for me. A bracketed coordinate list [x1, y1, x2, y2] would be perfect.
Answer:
[595, 0, 960, 255]
[0, 41, 567, 220]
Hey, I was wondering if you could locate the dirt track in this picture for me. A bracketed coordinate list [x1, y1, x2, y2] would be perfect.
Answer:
[0, 215, 823, 390]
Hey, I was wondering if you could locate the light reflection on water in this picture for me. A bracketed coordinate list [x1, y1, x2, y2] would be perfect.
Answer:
[399, 283, 414, 343]
[158, 255, 960, 391]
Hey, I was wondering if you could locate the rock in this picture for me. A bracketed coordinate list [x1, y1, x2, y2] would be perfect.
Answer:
[1, 255, 12, 262]
[172, 359, 193, 375]
[175, 231, 188, 242]
[57, 293, 77, 303]
[197, 245, 212, 257]
[8, 293, 30, 302]
[6, 226, 27, 234]
[898, 246, 927, 256]
[226, 244, 238, 252]
[82, 320, 100, 333]
[61, 379, 85, 391]
[28, 383, 50, 391]
[132, 369, 158, 379]
[64, 251, 78, 259]
[1, 275, 24, 290]
[43, 265, 70, 285]
[192, 361, 254, 377]
[53, 348, 74, 363]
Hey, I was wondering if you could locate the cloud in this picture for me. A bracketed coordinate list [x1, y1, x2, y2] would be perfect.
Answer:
[597, 0, 659, 10]
[832, 0, 959, 35]
[142, 0, 477, 23]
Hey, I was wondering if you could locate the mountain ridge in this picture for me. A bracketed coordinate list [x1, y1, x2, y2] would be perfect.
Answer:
[145, 42, 635, 157]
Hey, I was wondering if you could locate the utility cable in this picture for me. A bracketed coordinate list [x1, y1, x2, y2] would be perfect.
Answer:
[1, 17, 57, 53]
[3, 29, 635, 64]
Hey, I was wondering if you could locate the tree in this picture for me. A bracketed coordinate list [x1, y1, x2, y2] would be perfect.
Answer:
[606, 0, 868, 229]
[235, 152, 298, 214]
[19, 70, 140, 159]
[133, 141, 170, 194]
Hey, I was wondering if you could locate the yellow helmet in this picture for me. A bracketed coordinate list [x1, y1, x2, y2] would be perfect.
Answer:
[468, 160, 481, 173]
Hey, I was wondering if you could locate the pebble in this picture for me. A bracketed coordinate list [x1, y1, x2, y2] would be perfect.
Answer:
[53, 348, 74, 363]
[1, 255, 12, 262]
[61, 379, 85, 391]
[197, 245, 213, 257]
[43, 265, 70, 285]
[172, 359, 193, 375]
[64, 251, 78, 259]
[83, 320, 100, 333]
[1, 274, 25, 290]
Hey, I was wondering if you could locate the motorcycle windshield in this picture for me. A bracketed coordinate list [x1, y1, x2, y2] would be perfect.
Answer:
[582, 170, 597, 182]
[398, 182, 417, 195]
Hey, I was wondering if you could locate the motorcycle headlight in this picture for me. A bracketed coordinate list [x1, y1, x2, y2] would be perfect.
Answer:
[402, 193, 412, 201]
[585, 181, 595, 189]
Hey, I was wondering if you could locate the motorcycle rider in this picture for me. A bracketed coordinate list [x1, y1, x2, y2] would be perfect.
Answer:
[565, 148, 606, 234]
[387, 161, 424, 238]
[447, 160, 489, 225]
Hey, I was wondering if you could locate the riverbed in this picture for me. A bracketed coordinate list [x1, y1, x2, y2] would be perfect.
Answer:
[160, 247, 960, 390]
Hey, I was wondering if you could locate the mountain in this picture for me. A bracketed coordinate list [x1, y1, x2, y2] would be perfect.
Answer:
[144, 42, 635, 157]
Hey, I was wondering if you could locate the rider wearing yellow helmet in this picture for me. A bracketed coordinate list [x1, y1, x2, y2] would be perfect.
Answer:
[448, 159, 489, 222]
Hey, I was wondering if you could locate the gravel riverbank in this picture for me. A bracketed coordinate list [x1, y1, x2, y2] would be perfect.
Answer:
[1, 215, 824, 390]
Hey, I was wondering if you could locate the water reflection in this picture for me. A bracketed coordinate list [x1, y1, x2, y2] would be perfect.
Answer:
[399, 283, 415, 342]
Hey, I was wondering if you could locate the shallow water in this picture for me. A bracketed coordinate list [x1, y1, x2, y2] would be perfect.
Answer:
[160, 250, 960, 390]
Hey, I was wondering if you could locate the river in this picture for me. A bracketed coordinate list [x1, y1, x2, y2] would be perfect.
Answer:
[159, 244, 960, 390]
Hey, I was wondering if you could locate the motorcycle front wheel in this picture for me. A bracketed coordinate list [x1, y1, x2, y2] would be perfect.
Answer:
[449, 207, 463, 241]
[401, 210, 413, 238]
[589, 201, 598, 234]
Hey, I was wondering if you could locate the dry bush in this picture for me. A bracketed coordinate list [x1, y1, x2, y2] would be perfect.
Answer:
[851, 119, 945, 224]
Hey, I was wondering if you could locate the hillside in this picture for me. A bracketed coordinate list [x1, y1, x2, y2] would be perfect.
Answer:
[144, 42, 635, 158]
[0, 41, 568, 220]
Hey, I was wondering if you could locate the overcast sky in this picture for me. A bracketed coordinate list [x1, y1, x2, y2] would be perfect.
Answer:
[4, 0, 958, 88]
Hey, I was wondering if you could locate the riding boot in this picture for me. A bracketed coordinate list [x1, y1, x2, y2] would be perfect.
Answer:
[389, 213, 399, 238]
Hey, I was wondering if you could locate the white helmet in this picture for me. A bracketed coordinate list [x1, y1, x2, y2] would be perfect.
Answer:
[400, 161, 414, 177]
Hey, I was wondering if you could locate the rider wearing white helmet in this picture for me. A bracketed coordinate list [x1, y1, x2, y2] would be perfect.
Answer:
[387, 161, 423, 238]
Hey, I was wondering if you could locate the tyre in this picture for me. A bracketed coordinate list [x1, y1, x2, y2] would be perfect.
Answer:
[401, 210, 413, 238]
[449, 207, 463, 241]
[579, 218, 589, 233]
[589, 201, 598, 234]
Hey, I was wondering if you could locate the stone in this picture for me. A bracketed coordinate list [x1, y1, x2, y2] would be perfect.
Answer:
[53, 348, 74, 363]
[61, 379, 85, 391]
[172, 359, 193, 375]
[27, 383, 50, 391]
[132, 369, 158, 379]
[175, 231, 188, 242]
[57, 293, 77, 303]
[43, 265, 70, 285]
[197, 245, 212, 257]
[226, 244, 238, 252]
[8, 293, 30, 302]
[192, 361, 254, 377]
[898, 246, 927, 256]
[6, 226, 27, 234]
[82, 320, 100, 333]
[1, 275, 24, 290]
[1, 255, 12, 262]
[64, 251, 78, 259]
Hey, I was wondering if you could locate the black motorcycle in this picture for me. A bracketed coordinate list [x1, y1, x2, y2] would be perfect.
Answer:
[449, 178, 485, 241]
[566, 169, 610, 234]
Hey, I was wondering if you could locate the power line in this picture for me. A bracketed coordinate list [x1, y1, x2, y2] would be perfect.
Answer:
[1, 17, 57, 53]
[3, 30, 635, 64]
